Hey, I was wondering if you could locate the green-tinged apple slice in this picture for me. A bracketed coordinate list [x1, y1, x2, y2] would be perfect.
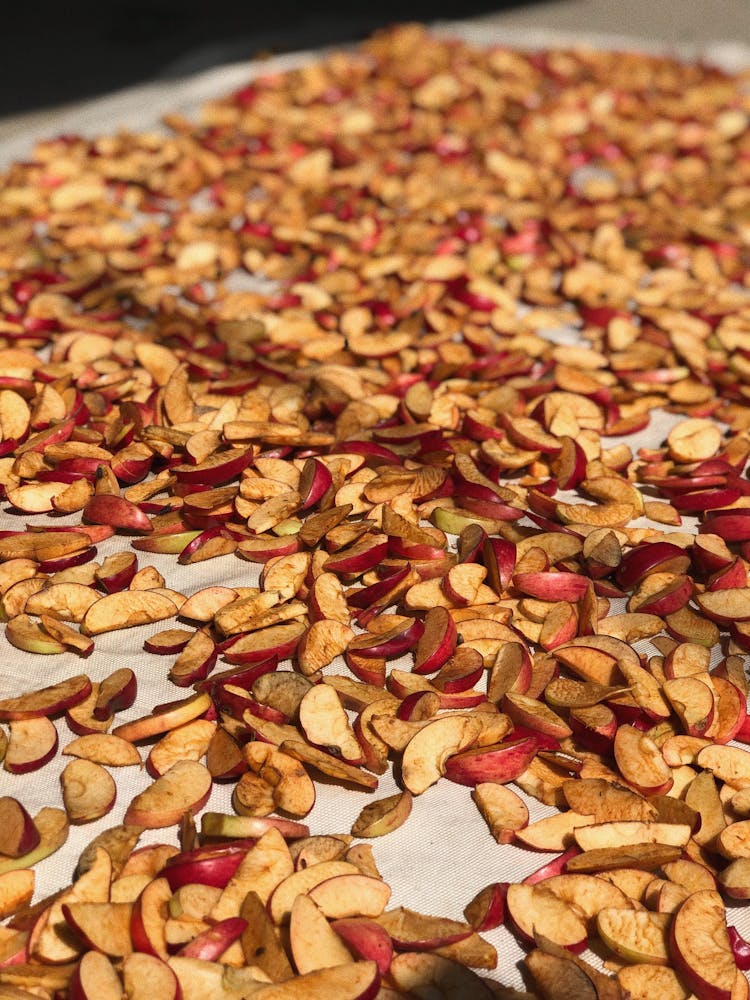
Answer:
[6, 614, 67, 655]
[596, 907, 670, 965]
[0, 807, 68, 876]
[350, 791, 412, 838]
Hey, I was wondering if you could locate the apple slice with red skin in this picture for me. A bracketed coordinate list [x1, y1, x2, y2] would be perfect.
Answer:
[168, 631, 217, 687]
[5, 717, 59, 774]
[505, 883, 587, 953]
[95, 552, 138, 593]
[670, 890, 738, 1000]
[124, 761, 212, 829]
[375, 907, 473, 951]
[401, 715, 482, 795]
[463, 882, 508, 931]
[130, 877, 171, 959]
[112, 692, 211, 743]
[413, 607, 457, 675]
[0, 799, 40, 858]
[0, 807, 68, 877]
[662, 676, 716, 737]
[161, 845, 250, 892]
[200, 813, 308, 842]
[83, 494, 152, 533]
[729, 927, 750, 971]
[144, 629, 194, 655]
[93, 668, 137, 721]
[502, 692, 572, 740]
[69, 951, 123, 1000]
[268, 860, 360, 925]
[351, 791, 412, 838]
[222, 622, 305, 664]
[175, 916, 247, 961]
[711, 677, 747, 744]
[205, 729, 246, 782]
[614, 725, 673, 795]
[0, 674, 91, 721]
[122, 952, 180, 1000]
[443, 736, 538, 787]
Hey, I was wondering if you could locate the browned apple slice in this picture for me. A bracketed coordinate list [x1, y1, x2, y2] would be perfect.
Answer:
[60, 759, 117, 824]
[0, 531, 89, 563]
[685, 770, 726, 848]
[244, 742, 316, 816]
[375, 907, 473, 950]
[37, 615, 95, 657]
[63, 734, 141, 767]
[169, 630, 217, 687]
[590, 908, 664, 966]
[5, 717, 59, 773]
[696, 744, 750, 789]
[5, 610, 64, 655]
[25, 582, 100, 623]
[210, 828, 293, 921]
[561, 778, 656, 823]
[124, 761, 212, 829]
[0, 674, 91, 722]
[239, 890, 295, 983]
[94, 668, 137, 720]
[565, 843, 682, 874]
[515, 811, 596, 852]
[351, 791, 412, 838]
[574, 821, 691, 852]
[238, 960, 380, 999]
[0, 869, 34, 919]
[278, 740, 378, 792]
[30, 847, 112, 963]
[502, 692, 572, 739]
[0, 798, 40, 858]
[616, 964, 694, 1000]
[63, 901, 133, 957]
[296, 620, 354, 676]
[389, 952, 494, 999]
[524, 948, 598, 1000]
[471, 783, 529, 844]
[82, 591, 177, 635]
[505, 883, 587, 952]
[289, 893, 353, 974]
[129, 876, 171, 959]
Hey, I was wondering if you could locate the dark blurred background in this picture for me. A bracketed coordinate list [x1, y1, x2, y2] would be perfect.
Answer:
[0, 1, 538, 116]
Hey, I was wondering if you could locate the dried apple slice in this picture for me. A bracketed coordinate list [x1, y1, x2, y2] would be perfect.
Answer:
[124, 761, 212, 829]
[298, 684, 361, 762]
[82, 591, 177, 635]
[0, 798, 39, 858]
[267, 860, 360, 925]
[351, 791, 412, 838]
[63, 733, 141, 767]
[505, 883, 587, 952]
[5, 717, 59, 773]
[0, 869, 34, 919]
[670, 890, 738, 1000]
[146, 719, 216, 778]
[239, 890, 295, 983]
[60, 759, 117, 824]
[0, 807, 68, 876]
[389, 952, 493, 998]
[471, 783, 529, 844]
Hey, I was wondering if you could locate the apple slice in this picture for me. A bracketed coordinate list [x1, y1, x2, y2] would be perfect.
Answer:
[268, 860, 360, 924]
[243, 960, 380, 999]
[298, 684, 361, 762]
[278, 739, 378, 792]
[124, 761, 212, 829]
[5, 717, 59, 774]
[308, 874, 391, 919]
[670, 890, 738, 1000]
[505, 883, 587, 953]
[82, 591, 177, 635]
[176, 916, 247, 961]
[0, 868, 34, 920]
[613, 725, 673, 795]
[444, 737, 538, 787]
[93, 668, 137, 721]
[524, 948, 598, 1000]
[0, 674, 91, 721]
[565, 843, 682, 874]
[70, 951, 123, 1000]
[471, 783, 529, 844]
[616, 964, 696, 1000]
[244, 742, 316, 816]
[0, 799, 40, 858]
[376, 907, 473, 950]
[239, 890, 295, 983]
[147, 719, 216, 778]
[515, 811, 596, 853]
[63, 733, 141, 767]
[37, 615, 94, 657]
[401, 715, 482, 795]
[63, 901, 133, 957]
[112, 692, 211, 743]
[502, 692, 572, 739]
[0, 807, 68, 877]
[574, 821, 691, 852]
[60, 759, 117, 824]
[389, 952, 493, 999]
[289, 893, 352, 974]
[122, 952, 180, 1000]
[696, 745, 750, 789]
[211, 828, 293, 919]
[351, 791, 412, 838]
[66, 682, 112, 736]
[129, 877, 171, 959]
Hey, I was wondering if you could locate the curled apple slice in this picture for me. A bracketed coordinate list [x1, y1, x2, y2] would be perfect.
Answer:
[351, 791, 412, 839]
